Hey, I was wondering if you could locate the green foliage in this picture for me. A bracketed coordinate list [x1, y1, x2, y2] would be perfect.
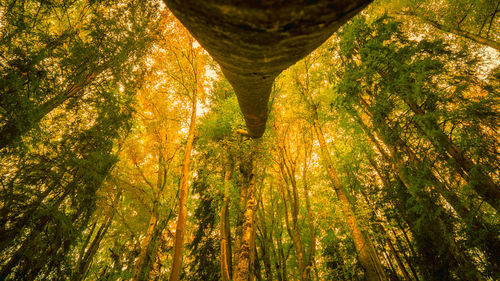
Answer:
[0, 1, 161, 279]
[185, 169, 221, 281]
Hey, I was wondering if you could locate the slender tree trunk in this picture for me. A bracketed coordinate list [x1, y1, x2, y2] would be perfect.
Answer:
[310, 106, 387, 281]
[233, 167, 250, 280]
[279, 179, 308, 281]
[354, 106, 500, 271]
[391, 228, 420, 281]
[0, 183, 75, 280]
[357, 175, 412, 281]
[256, 183, 274, 281]
[303, 166, 317, 281]
[73, 214, 114, 281]
[257, 232, 273, 281]
[169, 92, 197, 281]
[368, 131, 484, 281]
[220, 168, 233, 281]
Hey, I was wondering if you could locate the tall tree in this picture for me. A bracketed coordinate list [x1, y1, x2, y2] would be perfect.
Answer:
[167, 11, 208, 281]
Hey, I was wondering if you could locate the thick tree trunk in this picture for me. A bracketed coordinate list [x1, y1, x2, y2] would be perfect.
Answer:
[169, 92, 197, 281]
[310, 107, 387, 281]
[220, 168, 233, 281]
[163, 0, 371, 137]
[234, 146, 259, 281]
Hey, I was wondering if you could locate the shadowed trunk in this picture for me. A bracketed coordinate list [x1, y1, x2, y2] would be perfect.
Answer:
[163, 0, 371, 137]
[220, 167, 233, 281]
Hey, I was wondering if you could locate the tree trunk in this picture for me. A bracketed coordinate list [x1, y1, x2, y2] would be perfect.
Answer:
[279, 179, 308, 281]
[0, 70, 97, 149]
[256, 182, 274, 281]
[386, 233, 412, 281]
[310, 107, 387, 281]
[276, 141, 309, 280]
[354, 102, 500, 272]
[220, 168, 233, 281]
[233, 166, 250, 280]
[303, 165, 317, 281]
[169, 92, 197, 281]
[164, 0, 371, 137]
[234, 145, 259, 281]
[365, 121, 484, 281]
[73, 215, 114, 281]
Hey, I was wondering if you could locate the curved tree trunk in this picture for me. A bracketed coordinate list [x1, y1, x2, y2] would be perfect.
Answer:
[163, 0, 372, 137]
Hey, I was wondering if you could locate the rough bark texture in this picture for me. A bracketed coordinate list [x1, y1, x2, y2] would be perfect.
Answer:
[163, 0, 372, 137]
[235, 148, 258, 281]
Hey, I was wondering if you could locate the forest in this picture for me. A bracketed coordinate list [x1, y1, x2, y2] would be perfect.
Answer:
[0, 0, 499, 280]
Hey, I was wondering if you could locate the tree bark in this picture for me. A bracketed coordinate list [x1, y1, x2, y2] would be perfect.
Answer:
[234, 144, 259, 281]
[220, 168, 233, 281]
[163, 0, 372, 137]
[309, 106, 387, 281]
